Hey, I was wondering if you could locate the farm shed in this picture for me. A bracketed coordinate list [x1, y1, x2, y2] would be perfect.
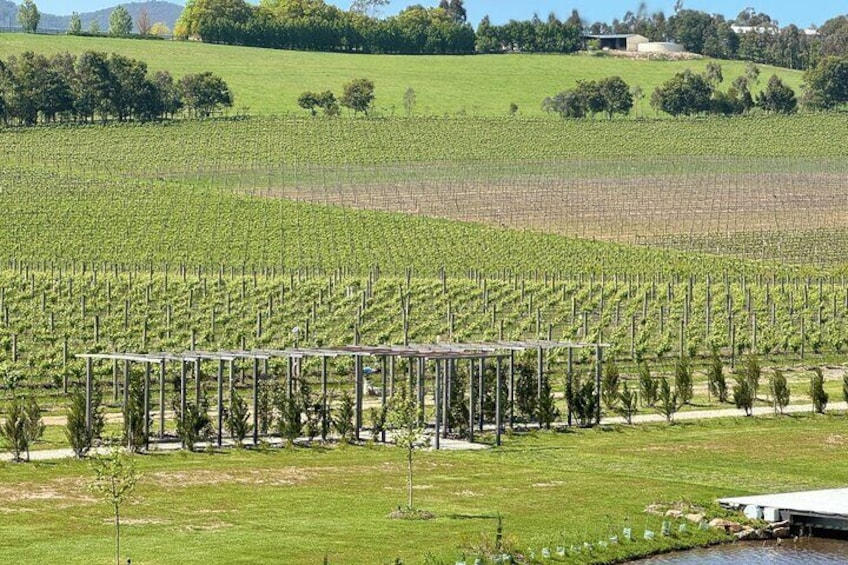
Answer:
[583, 33, 649, 52]
[77, 340, 609, 451]
[637, 42, 685, 54]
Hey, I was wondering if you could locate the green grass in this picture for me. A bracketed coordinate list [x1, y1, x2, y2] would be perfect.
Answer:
[0, 415, 845, 563]
[0, 34, 805, 117]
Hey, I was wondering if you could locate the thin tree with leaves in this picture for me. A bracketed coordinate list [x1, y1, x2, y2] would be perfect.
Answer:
[89, 446, 140, 565]
[387, 382, 426, 510]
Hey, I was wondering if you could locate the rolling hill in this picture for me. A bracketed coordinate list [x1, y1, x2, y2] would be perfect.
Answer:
[0, 1, 182, 33]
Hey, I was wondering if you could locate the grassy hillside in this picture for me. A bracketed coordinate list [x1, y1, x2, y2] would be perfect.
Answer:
[0, 34, 805, 117]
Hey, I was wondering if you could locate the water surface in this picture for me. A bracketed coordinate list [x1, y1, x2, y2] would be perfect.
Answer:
[633, 539, 848, 564]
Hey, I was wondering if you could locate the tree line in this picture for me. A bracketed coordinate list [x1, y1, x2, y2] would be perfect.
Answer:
[544, 55, 848, 119]
[0, 51, 234, 126]
[171, 0, 848, 66]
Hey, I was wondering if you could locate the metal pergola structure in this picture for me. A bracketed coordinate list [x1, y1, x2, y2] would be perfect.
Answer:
[76, 340, 609, 450]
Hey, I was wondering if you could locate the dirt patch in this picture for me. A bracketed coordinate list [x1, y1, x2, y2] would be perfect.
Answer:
[146, 467, 314, 488]
[0, 477, 95, 507]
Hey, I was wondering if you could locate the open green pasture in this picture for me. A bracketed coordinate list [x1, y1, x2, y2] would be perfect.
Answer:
[0, 34, 805, 118]
[1, 415, 846, 564]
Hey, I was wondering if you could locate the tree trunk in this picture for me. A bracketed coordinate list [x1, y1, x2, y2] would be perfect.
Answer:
[115, 504, 121, 565]
[407, 447, 413, 510]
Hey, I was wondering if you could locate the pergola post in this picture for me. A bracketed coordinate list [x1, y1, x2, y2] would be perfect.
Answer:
[508, 350, 515, 430]
[112, 358, 118, 403]
[468, 358, 475, 442]
[321, 356, 329, 441]
[216, 359, 224, 447]
[478, 357, 484, 432]
[381, 356, 388, 443]
[194, 359, 201, 408]
[567, 347, 574, 426]
[595, 345, 603, 425]
[228, 359, 235, 442]
[159, 360, 166, 439]
[495, 355, 502, 447]
[85, 356, 93, 434]
[123, 359, 130, 409]
[252, 357, 260, 446]
[417, 357, 425, 426]
[434, 359, 441, 450]
[537, 347, 544, 427]
[180, 360, 187, 426]
[143, 362, 151, 451]
[354, 354, 363, 441]
[442, 358, 450, 438]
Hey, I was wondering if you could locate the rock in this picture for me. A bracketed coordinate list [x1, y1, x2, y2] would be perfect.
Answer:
[709, 518, 743, 533]
[770, 520, 791, 529]
[772, 527, 791, 538]
[686, 513, 705, 524]
[665, 509, 684, 518]
[735, 527, 768, 541]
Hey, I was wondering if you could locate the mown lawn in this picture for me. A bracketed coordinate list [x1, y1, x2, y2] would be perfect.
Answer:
[0, 414, 844, 563]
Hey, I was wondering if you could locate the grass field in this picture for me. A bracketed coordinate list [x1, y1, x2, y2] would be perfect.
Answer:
[1, 415, 846, 564]
[0, 33, 805, 118]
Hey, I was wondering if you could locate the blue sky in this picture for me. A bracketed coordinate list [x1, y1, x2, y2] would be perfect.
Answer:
[36, 1, 844, 28]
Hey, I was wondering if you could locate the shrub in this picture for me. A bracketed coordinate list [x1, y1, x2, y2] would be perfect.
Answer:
[333, 391, 355, 444]
[175, 401, 211, 451]
[656, 377, 678, 423]
[770, 370, 790, 414]
[811, 368, 829, 414]
[618, 381, 638, 424]
[226, 390, 252, 446]
[733, 373, 754, 416]
[707, 348, 727, 403]
[566, 373, 597, 428]
[537, 374, 560, 429]
[601, 359, 621, 410]
[67, 385, 105, 458]
[0, 397, 26, 462]
[123, 373, 148, 452]
[674, 357, 694, 405]
[743, 354, 761, 400]
[638, 361, 658, 407]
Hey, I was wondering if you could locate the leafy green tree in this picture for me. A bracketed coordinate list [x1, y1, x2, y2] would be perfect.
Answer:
[17, 0, 40, 33]
[743, 353, 761, 399]
[89, 20, 101, 34]
[651, 70, 713, 116]
[341, 78, 375, 116]
[674, 356, 693, 405]
[179, 71, 233, 117]
[66, 385, 106, 458]
[707, 348, 727, 403]
[123, 373, 148, 452]
[387, 381, 426, 510]
[226, 390, 252, 445]
[597, 75, 633, 118]
[705, 61, 723, 85]
[298, 91, 321, 116]
[274, 383, 303, 447]
[537, 374, 559, 429]
[566, 373, 597, 427]
[542, 90, 586, 118]
[0, 396, 27, 461]
[350, 0, 390, 16]
[656, 377, 678, 422]
[638, 361, 657, 407]
[601, 359, 621, 410]
[153, 70, 183, 118]
[109, 5, 134, 36]
[770, 370, 790, 415]
[810, 368, 829, 414]
[333, 390, 355, 443]
[175, 401, 211, 451]
[733, 373, 754, 416]
[175, 0, 254, 40]
[316, 90, 339, 116]
[756, 74, 797, 114]
[513, 357, 538, 420]
[803, 56, 848, 109]
[618, 381, 638, 424]
[402, 86, 417, 116]
[68, 12, 82, 34]
[89, 446, 139, 565]
[22, 396, 44, 462]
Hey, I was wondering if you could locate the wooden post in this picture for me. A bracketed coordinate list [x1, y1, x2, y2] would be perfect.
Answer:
[112, 358, 119, 403]
[595, 345, 603, 425]
[85, 356, 93, 434]
[495, 355, 502, 447]
[180, 360, 187, 430]
[468, 358, 475, 442]
[194, 359, 201, 407]
[354, 354, 363, 441]
[321, 356, 329, 441]
[567, 347, 574, 426]
[381, 356, 388, 443]
[536, 347, 544, 426]
[143, 362, 151, 451]
[216, 359, 224, 447]
[434, 359, 441, 450]
[508, 350, 515, 430]
[159, 360, 166, 439]
[252, 357, 260, 446]
[417, 357, 426, 427]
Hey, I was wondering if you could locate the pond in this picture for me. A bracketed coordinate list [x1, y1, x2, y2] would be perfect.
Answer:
[632, 538, 848, 564]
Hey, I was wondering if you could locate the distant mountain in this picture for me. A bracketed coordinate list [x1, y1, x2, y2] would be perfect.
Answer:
[0, 1, 183, 33]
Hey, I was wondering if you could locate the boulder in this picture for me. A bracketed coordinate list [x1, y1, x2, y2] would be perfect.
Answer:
[686, 513, 705, 523]
[771, 526, 792, 539]
[709, 518, 743, 533]
[665, 509, 684, 518]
